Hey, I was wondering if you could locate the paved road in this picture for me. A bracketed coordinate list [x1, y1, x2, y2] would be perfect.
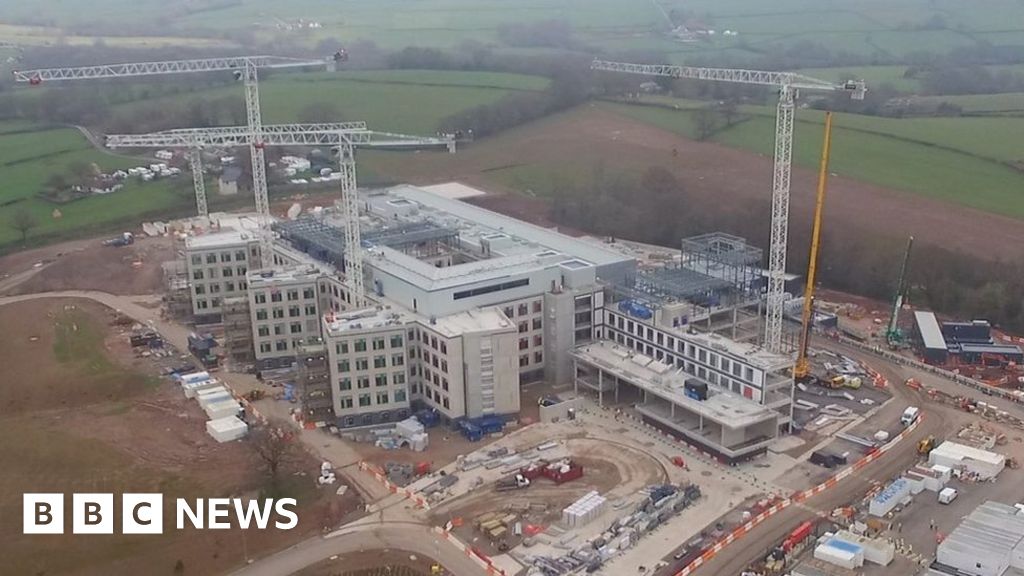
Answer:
[686, 342, 937, 576]
[226, 521, 484, 576]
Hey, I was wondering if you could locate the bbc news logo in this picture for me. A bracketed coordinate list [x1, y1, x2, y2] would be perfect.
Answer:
[24, 494, 298, 534]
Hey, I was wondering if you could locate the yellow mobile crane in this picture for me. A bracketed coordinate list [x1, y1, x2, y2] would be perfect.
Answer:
[794, 112, 834, 382]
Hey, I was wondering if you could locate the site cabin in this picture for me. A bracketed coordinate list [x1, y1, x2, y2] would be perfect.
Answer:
[901, 406, 920, 426]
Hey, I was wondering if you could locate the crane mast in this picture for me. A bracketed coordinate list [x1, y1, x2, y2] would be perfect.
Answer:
[591, 59, 865, 354]
[12, 55, 327, 270]
[794, 112, 833, 381]
[886, 236, 914, 347]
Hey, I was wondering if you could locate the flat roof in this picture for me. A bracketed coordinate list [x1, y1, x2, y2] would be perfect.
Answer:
[247, 265, 321, 287]
[426, 307, 514, 337]
[914, 311, 947, 350]
[185, 229, 258, 250]
[683, 329, 793, 372]
[387, 184, 631, 268]
[939, 501, 1024, 568]
[323, 307, 409, 336]
[420, 182, 488, 199]
[572, 340, 777, 428]
[367, 244, 564, 291]
[931, 441, 1005, 465]
[955, 343, 1023, 355]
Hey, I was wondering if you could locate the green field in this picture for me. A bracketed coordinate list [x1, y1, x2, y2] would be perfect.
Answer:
[601, 100, 1024, 218]
[913, 92, 1024, 114]
[108, 69, 546, 134]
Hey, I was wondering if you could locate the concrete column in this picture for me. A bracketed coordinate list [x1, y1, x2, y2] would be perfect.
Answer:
[598, 368, 603, 407]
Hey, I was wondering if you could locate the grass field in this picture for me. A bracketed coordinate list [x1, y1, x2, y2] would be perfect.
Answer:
[601, 99, 1024, 218]
[913, 92, 1024, 114]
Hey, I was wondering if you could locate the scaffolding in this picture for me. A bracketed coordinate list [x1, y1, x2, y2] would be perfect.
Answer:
[295, 339, 335, 424]
[222, 296, 255, 365]
[681, 232, 763, 304]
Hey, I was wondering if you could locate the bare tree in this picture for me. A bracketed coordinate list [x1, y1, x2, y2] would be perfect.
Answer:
[693, 108, 719, 141]
[250, 425, 298, 487]
[9, 208, 38, 244]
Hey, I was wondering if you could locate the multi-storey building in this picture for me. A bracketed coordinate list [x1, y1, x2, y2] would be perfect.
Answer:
[247, 265, 322, 366]
[184, 230, 260, 317]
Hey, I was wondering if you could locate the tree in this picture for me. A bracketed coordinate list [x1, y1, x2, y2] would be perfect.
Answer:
[250, 425, 297, 494]
[9, 208, 38, 244]
[693, 108, 719, 141]
[718, 100, 740, 126]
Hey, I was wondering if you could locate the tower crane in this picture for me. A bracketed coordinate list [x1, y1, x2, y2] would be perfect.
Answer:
[12, 54, 333, 269]
[794, 112, 833, 382]
[105, 123, 456, 307]
[885, 236, 914, 348]
[591, 59, 866, 354]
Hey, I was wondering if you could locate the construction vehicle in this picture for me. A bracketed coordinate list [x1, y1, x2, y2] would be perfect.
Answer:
[918, 435, 936, 455]
[885, 236, 915, 348]
[495, 473, 530, 492]
[794, 112, 834, 382]
[591, 64, 863, 354]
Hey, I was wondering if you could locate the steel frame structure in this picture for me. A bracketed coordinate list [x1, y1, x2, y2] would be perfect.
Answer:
[591, 59, 866, 354]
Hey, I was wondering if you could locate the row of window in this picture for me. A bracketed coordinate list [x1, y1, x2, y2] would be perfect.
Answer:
[338, 371, 406, 391]
[503, 299, 543, 319]
[195, 297, 222, 310]
[416, 348, 448, 373]
[253, 287, 316, 304]
[195, 280, 248, 295]
[336, 353, 405, 372]
[259, 339, 304, 353]
[256, 321, 318, 337]
[190, 250, 248, 266]
[517, 318, 543, 333]
[335, 334, 404, 355]
[519, 351, 543, 367]
[518, 335, 543, 351]
[254, 305, 317, 321]
[407, 329, 447, 354]
[337, 388, 408, 410]
[193, 266, 247, 281]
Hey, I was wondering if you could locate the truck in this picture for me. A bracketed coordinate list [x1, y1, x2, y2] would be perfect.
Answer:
[901, 406, 920, 426]
[495, 473, 530, 492]
[938, 487, 958, 505]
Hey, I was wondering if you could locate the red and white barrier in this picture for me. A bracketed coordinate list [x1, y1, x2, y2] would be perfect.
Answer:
[357, 461, 431, 509]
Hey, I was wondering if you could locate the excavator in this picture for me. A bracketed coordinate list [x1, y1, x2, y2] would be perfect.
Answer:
[793, 113, 834, 383]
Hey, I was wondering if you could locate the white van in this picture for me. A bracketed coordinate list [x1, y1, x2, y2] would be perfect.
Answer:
[938, 487, 958, 504]
[901, 406, 920, 426]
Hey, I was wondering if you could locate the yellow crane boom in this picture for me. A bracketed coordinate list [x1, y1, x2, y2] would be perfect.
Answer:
[794, 112, 834, 380]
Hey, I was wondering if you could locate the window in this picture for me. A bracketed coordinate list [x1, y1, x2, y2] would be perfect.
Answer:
[195, 285, 206, 295]
[337, 341, 349, 354]
[358, 394, 371, 407]
[192, 270, 204, 280]
[286, 289, 299, 301]
[533, 301, 542, 313]
[258, 326, 270, 337]
[394, 389, 407, 403]
[357, 377, 370, 389]
[337, 359, 350, 372]
[255, 292, 266, 304]
[392, 354, 404, 366]
[440, 360, 447, 373]
[375, 374, 387, 387]
[303, 288, 315, 299]
[393, 372, 406, 385]
[235, 250, 246, 261]
[519, 338, 528, 351]
[354, 339, 367, 352]
[372, 338, 385, 351]
[305, 305, 317, 315]
[288, 306, 300, 318]
[452, 278, 530, 300]
[377, 392, 389, 404]
[275, 340, 288, 351]
[237, 266, 247, 276]
[191, 255, 202, 266]
[272, 308, 284, 319]
[535, 351, 543, 363]
[206, 254, 217, 264]
[518, 321, 528, 334]
[209, 284, 221, 294]
[207, 269, 218, 280]
[518, 303, 528, 316]
[441, 378, 448, 391]
[374, 356, 386, 369]
[430, 337, 438, 350]
[290, 322, 302, 334]
[256, 310, 268, 320]
[532, 318, 542, 330]
[222, 267, 233, 277]
[440, 342, 447, 354]
[390, 335, 403, 348]
[339, 378, 351, 391]
[340, 397, 353, 409]
[355, 358, 368, 371]
[533, 335, 542, 347]
[520, 355, 529, 367]
[226, 282, 236, 293]
[442, 397, 449, 409]
[271, 291, 282, 303]
[503, 306, 514, 318]
[220, 252, 231, 263]
[259, 342, 271, 353]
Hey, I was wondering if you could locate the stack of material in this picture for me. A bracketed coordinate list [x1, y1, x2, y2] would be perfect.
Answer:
[562, 491, 606, 528]
[814, 536, 864, 569]
[832, 530, 894, 565]
[868, 478, 911, 517]
[205, 398, 241, 420]
[206, 416, 248, 443]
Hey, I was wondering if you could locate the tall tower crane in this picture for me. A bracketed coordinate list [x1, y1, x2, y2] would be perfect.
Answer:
[885, 236, 914, 348]
[12, 55, 330, 269]
[105, 123, 455, 307]
[591, 59, 866, 354]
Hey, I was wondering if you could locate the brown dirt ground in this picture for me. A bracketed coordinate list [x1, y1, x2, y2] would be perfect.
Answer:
[292, 549, 437, 576]
[366, 105, 1024, 262]
[0, 298, 362, 576]
[7, 235, 178, 296]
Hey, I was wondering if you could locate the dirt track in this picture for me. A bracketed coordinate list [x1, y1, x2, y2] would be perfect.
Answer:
[370, 105, 1024, 262]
